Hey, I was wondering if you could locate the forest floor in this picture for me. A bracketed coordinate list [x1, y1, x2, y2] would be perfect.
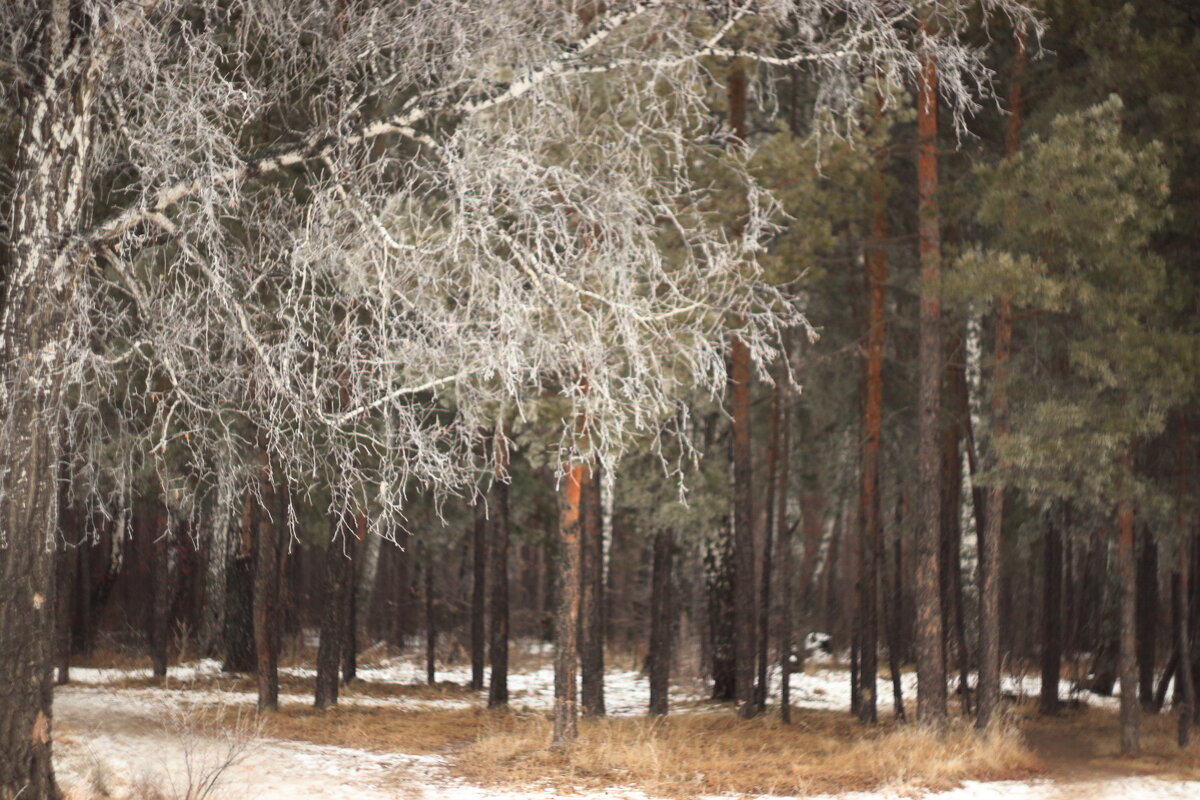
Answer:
[51, 646, 1200, 800]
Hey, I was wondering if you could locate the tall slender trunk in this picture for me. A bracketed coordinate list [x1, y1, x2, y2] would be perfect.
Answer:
[552, 462, 585, 746]
[915, 29, 946, 731]
[756, 382, 778, 714]
[489, 429, 511, 708]
[471, 499, 487, 691]
[314, 507, 353, 709]
[342, 511, 362, 684]
[1177, 416, 1195, 744]
[706, 516, 736, 701]
[149, 498, 173, 679]
[727, 63, 758, 721]
[252, 451, 283, 711]
[199, 462, 234, 657]
[1137, 530, 1158, 710]
[580, 465, 606, 716]
[886, 527, 907, 722]
[1040, 510, 1063, 715]
[54, 475, 76, 686]
[425, 542, 437, 685]
[1118, 466, 1140, 755]
[776, 335, 795, 723]
[649, 529, 675, 716]
[223, 492, 256, 673]
[857, 98, 889, 725]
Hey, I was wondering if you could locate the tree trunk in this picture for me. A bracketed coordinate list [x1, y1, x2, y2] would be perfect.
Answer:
[1040, 510, 1063, 716]
[224, 491, 257, 673]
[649, 529, 675, 716]
[314, 507, 353, 709]
[978, 25, 1025, 734]
[914, 29, 946, 732]
[149, 500, 173, 679]
[1118, 486, 1140, 755]
[580, 465, 606, 716]
[53, 544, 73, 687]
[252, 455, 283, 711]
[489, 429, 511, 708]
[776, 335, 795, 724]
[706, 515, 736, 701]
[552, 462, 585, 746]
[471, 499, 487, 691]
[425, 543, 437, 685]
[885, 529, 907, 722]
[857, 100, 889, 725]
[1177, 538, 1195, 746]
[342, 511, 362, 684]
[1137, 529, 1158, 711]
[199, 464, 234, 658]
[757, 373, 780, 715]
[0, 5, 99, 793]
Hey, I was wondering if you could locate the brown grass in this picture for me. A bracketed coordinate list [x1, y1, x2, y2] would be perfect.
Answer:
[452, 710, 1042, 798]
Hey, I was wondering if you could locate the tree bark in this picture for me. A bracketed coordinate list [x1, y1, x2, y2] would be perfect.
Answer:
[1118, 482, 1140, 755]
[757, 373, 780, 714]
[706, 516, 736, 701]
[489, 429, 511, 708]
[857, 98, 889, 725]
[425, 542, 437, 685]
[223, 491, 256, 673]
[471, 499, 487, 691]
[978, 24, 1026, 734]
[1177, 540, 1195, 745]
[914, 28, 947, 732]
[1137, 529, 1158, 711]
[552, 462, 585, 746]
[649, 528, 675, 716]
[1040, 510, 1063, 716]
[342, 510, 362, 684]
[776, 335, 795, 724]
[314, 506, 353, 709]
[149, 499, 173, 679]
[580, 465, 606, 716]
[252, 453, 283, 711]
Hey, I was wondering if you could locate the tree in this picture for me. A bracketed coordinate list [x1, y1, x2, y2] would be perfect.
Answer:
[0, 1, 1035, 784]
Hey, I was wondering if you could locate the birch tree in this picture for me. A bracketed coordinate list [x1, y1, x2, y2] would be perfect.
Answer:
[0, 0, 1035, 790]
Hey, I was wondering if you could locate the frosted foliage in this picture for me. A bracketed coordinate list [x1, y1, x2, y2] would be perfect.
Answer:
[1, 0, 1036, 527]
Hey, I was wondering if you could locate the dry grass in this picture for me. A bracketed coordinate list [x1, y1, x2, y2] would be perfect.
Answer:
[1018, 701, 1200, 781]
[453, 710, 1042, 798]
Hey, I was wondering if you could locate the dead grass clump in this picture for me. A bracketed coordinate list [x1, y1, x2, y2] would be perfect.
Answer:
[454, 710, 1042, 798]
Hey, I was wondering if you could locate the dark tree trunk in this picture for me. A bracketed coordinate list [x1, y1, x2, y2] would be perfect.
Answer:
[342, 511, 362, 684]
[489, 429, 511, 708]
[1178, 538, 1195, 746]
[649, 529, 675, 716]
[580, 465, 606, 716]
[1040, 511, 1063, 716]
[706, 516, 736, 701]
[885, 529, 907, 722]
[1137, 530, 1158, 711]
[914, 29, 947, 731]
[471, 498, 487, 691]
[727, 63, 758, 722]
[776, 335, 795, 724]
[1118, 485, 1140, 755]
[223, 492, 256, 674]
[425, 543, 437, 685]
[252, 458, 284, 711]
[53, 543, 73, 686]
[0, 5, 100, 794]
[314, 507, 353, 709]
[552, 462, 585, 746]
[149, 500, 173, 679]
[757, 372, 780, 715]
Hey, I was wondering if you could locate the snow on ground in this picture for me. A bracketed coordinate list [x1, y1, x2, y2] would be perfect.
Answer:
[51, 652, 1183, 799]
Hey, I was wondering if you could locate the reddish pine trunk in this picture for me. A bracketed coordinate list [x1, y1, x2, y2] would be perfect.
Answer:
[914, 31, 947, 731]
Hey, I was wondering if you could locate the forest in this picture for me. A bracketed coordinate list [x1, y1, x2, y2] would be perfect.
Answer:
[0, 2, 1198, 799]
